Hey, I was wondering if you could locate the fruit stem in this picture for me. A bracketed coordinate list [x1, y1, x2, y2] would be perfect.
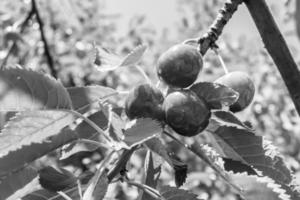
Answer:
[212, 47, 229, 74]
[79, 138, 110, 149]
[57, 192, 73, 200]
[68, 110, 113, 143]
[182, 38, 199, 46]
[77, 180, 83, 200]
[135, 65, 152, 84]
[156, 80, 161, 88]
[124, 180, 166, 200]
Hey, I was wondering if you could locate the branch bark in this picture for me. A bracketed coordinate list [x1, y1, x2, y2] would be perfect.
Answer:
[31, 0, 57, 78]
[244, 0, 300, 116]
[199, 0, 243, 55]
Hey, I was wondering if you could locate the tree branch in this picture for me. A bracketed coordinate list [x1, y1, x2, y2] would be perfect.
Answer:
[31, 0, 57, 78]
[199, 0, 243, 55]
[244, 0, 300, 116]
[0, 7, 34, 69]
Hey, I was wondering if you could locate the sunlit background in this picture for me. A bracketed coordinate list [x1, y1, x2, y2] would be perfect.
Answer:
[1, 0, 300, 199]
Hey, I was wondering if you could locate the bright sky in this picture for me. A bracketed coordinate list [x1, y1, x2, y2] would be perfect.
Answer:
[104, 0, 284, 39]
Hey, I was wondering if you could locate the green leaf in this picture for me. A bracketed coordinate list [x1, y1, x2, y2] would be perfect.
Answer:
[0, 167, 39, 200]
[159, 186, 200, 200]
[145, 138, 173, 165]
[0, 111, 74, 158]
[93, 44, 147, 72]
[232, 174, 290, 200]
[169, 153, 188, 187]
[67, 86, 117, 113]
[83, 169, 108, 200]
[190, 82, 239, 109]
[39, 166, 77, 192]
[123, 118, 163, 147]
[209, 110, 253, 131]
[145, 138, 187, 187]
[0, 68, 72, 111]
[208, 125, 300, 198]
[141, 151, 162, 200]
[92, 45, 121, 71]
[23, 171, 94, 200]
[120, 44, 148, 66]
[99, 104, 125, 142]
[0, 111, 107, 179]
[0, 111, 74, 177]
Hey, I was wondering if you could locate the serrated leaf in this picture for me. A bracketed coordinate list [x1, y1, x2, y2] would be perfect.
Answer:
[145, 138, 187, 187]
[0, 111, 106, 179]
[59, 142, 99, 163]
[23, 171, 94, 200]
[170, 154, 188, 187]
[223, 158, 257, 175]
[39, 166, 77, 192]
[209, 110, 253, 131]
[92, 45, 121, 71]
[99, 104, 125, 142]
[0, 68, 72, 111]
[67, 86, 117, 113]
[141, 151, 162, 200]
[145, 138, 173, 165]
[120, 44, 147, 66]
[208, 125, 300, 198]
[0, 167, 39, 200]
[0, 111, 74, 159]
[232, 174, 290, 200]
[123, 118, 162, 147]
[23, 188, 80, 200]
[190, 82, 239, 109]
[159, 186, 200, 200]
[83, 169, 108, 200]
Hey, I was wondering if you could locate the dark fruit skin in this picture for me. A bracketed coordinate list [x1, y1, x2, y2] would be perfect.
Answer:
[215, 71, 255, 112]
[125, 83, 164, 120]
[163, 90, 211, 137]
[157, 44, 203, 88]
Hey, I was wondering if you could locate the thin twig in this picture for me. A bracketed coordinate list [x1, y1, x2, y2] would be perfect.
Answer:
[57, 191, 72, 200]
[0, 6, 34, 69]
[31, 0, 57, 78]
[135, 65, 152, 84]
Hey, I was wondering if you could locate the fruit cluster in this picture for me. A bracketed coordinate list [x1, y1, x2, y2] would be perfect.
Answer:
[125, 43, 255, 137]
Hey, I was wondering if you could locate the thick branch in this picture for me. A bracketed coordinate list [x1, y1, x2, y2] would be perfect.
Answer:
[199, 0, 243, 55]
[31, 0, 57, 78]
[244, 0, 300, 116]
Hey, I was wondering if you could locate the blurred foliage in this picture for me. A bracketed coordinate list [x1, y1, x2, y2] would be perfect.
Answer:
[1, 0, 300, 199]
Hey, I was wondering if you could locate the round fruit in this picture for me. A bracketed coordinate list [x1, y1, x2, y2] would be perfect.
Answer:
[125, 83, 164, 120]
[157, 44, 203, 88]
[163, 90, 211, 137]
[215, 71, 255, 112]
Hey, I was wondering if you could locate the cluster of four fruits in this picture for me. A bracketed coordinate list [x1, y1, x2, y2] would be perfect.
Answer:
[125, 44, 254, 137]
